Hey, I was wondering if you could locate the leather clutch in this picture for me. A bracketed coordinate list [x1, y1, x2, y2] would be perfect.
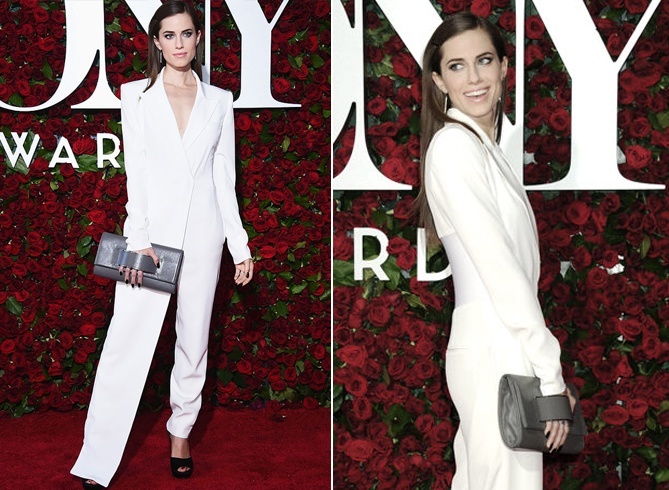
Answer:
[93, 232, 184, 294]
[498, 374, 587, 454]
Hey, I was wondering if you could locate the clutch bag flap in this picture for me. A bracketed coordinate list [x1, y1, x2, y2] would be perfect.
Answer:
[498, 374, 587, 454]
[93, 232, 184, 294]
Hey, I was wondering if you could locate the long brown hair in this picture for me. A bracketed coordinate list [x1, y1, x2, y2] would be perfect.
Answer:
[145, 0, 204, 92]
[415, 13, 508, 242]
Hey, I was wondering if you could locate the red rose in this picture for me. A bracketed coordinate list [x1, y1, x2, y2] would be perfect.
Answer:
[526, 15, 545, 40]
[345, 439, 374, 462]
[601, 405, 629, 425]
[337, 345, 368, 368]
[627, 399, 648, 419]
[565, 200, 591, 225]
[351, 396, 373, 420]
[618, 318, 642, 340]
[364, 298, 389, 328]
[0, 339, 15, 355]
[236, 359, 252, 375]
[547, 108, 570, 134]
[625, 0, 650, 14]
[272, 78, 291, 95]
[585, 267, 608, 290]
[380, 157, 406, 184]
[367, 97, 387, 117]
[470, 0, 492, 17]
[258, 246, 276, 258]
[344, 373, 368, 397]
[391, 52, 417, 79]
[624, 145, 652, 169]
[577, 345, 603, 367]
[498, 11, 515, 31]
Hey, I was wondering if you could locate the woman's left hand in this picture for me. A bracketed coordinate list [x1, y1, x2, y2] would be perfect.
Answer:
[234, 258, 254, 286]
[545, 387, 577, 452]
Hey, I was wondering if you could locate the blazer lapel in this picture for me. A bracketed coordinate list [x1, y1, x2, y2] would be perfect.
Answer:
[447, 108, 541, 273]
[140, 71, 183, 148]
[181, 77, 221, 153]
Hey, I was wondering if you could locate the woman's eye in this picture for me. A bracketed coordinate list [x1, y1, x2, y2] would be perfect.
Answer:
[183, 31, 192, 37]
[448, 63, 463, 71]
[479, 56, 493, 65]
[164, 33, 173, 39]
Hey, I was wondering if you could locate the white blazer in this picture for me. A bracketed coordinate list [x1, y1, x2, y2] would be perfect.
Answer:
[425, 108, 565, 396]
[120, 70, 251, 264]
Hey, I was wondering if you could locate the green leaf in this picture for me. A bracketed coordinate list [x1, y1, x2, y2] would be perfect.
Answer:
[637, 446, 657, 461]
[232, 372, 248, 388]
[76, 235, 94, 257]
[217, 369, 233, 384]
[290, 283, 308, 294]
[656, 110, 669, 130]
[271, 301, 289, 318]
[311, 54, 325, 68]
[333, 383, 344, 414]
[41, 61, 53, 80]
[77, 154, 99, 172]
[5, 296, 23, 316]
[8, 93, 22, 107]
[656, 469, 669, 483]
[132, 55, 144, 72]
[227, 347, 243, 362]
[333, 260, 356, 287]
[282, 136, 290, 152]
[77, 263, 89, 277]
[381, 404, 412, 438]
[640, 235, 651, 258]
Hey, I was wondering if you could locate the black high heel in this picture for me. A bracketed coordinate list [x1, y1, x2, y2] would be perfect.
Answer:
[170, 456, 194, 479]
[81, 478, 102, 489]
[168, 431, 194, 479]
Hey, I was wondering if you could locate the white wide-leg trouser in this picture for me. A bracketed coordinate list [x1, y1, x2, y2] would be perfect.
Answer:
[446, 301, 542, 490]
[71, 237, 223, 487]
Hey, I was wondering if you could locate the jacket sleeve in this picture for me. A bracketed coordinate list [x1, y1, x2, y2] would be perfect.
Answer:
[425, 128, 565, 396]
[120, 83, 152, 252]
[212, 92, 252, 264]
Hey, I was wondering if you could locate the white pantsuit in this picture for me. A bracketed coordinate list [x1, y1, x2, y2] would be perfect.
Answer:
[71, 71, 251, 487]
[425, 108, 565, 489]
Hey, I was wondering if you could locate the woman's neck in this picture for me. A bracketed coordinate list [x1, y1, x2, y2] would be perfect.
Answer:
[162, 65, 194, 87]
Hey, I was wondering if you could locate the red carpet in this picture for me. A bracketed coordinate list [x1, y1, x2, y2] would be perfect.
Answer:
[0, 406, 331, 489]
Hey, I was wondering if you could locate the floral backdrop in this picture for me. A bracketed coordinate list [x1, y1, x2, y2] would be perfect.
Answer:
[334, 0, 669, 488]
[0, 0, 330, 417]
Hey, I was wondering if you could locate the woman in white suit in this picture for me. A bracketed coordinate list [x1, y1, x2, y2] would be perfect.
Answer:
[71, 2, 253, 488]
[416, 13, 575, 489]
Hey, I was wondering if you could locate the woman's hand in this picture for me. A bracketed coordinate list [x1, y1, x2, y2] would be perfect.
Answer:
[234, 258, 254, 286]
[545, 386, 577, 452]
[118, 247, 160, 288]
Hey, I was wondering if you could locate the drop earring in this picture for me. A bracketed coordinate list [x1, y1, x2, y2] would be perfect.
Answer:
[444, 93, 449, 112]
[159, 50, 163, 64]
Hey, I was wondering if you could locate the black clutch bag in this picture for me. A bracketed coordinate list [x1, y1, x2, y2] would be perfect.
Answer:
[93, 232, 184, 294]
[498, 374, 587, 454]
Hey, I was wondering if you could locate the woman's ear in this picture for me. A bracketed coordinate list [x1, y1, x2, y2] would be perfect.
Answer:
[500, 56, 508, 80]
[153, 36, 161, 51]
[431, 72, 447, 95]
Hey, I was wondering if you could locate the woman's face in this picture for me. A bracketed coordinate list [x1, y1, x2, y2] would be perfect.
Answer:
[431, 28, 507, 137]
[153, 13, 201, 71]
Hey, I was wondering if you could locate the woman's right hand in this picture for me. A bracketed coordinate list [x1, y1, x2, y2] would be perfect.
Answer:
[545, 386, 577, 452]
[118, 247, 160, 288]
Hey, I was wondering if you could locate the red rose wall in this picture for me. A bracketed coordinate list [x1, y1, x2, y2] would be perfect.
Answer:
[0, 0, 331, 417]
[334, 0, 669, 489]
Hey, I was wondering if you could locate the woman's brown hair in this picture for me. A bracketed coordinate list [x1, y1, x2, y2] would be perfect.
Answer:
[144, 0, 204, 92]
[415, 13, 508, 242]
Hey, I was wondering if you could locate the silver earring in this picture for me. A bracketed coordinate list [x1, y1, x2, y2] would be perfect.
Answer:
[444, 93, 449, 112]
[159, 50, 163, 64]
